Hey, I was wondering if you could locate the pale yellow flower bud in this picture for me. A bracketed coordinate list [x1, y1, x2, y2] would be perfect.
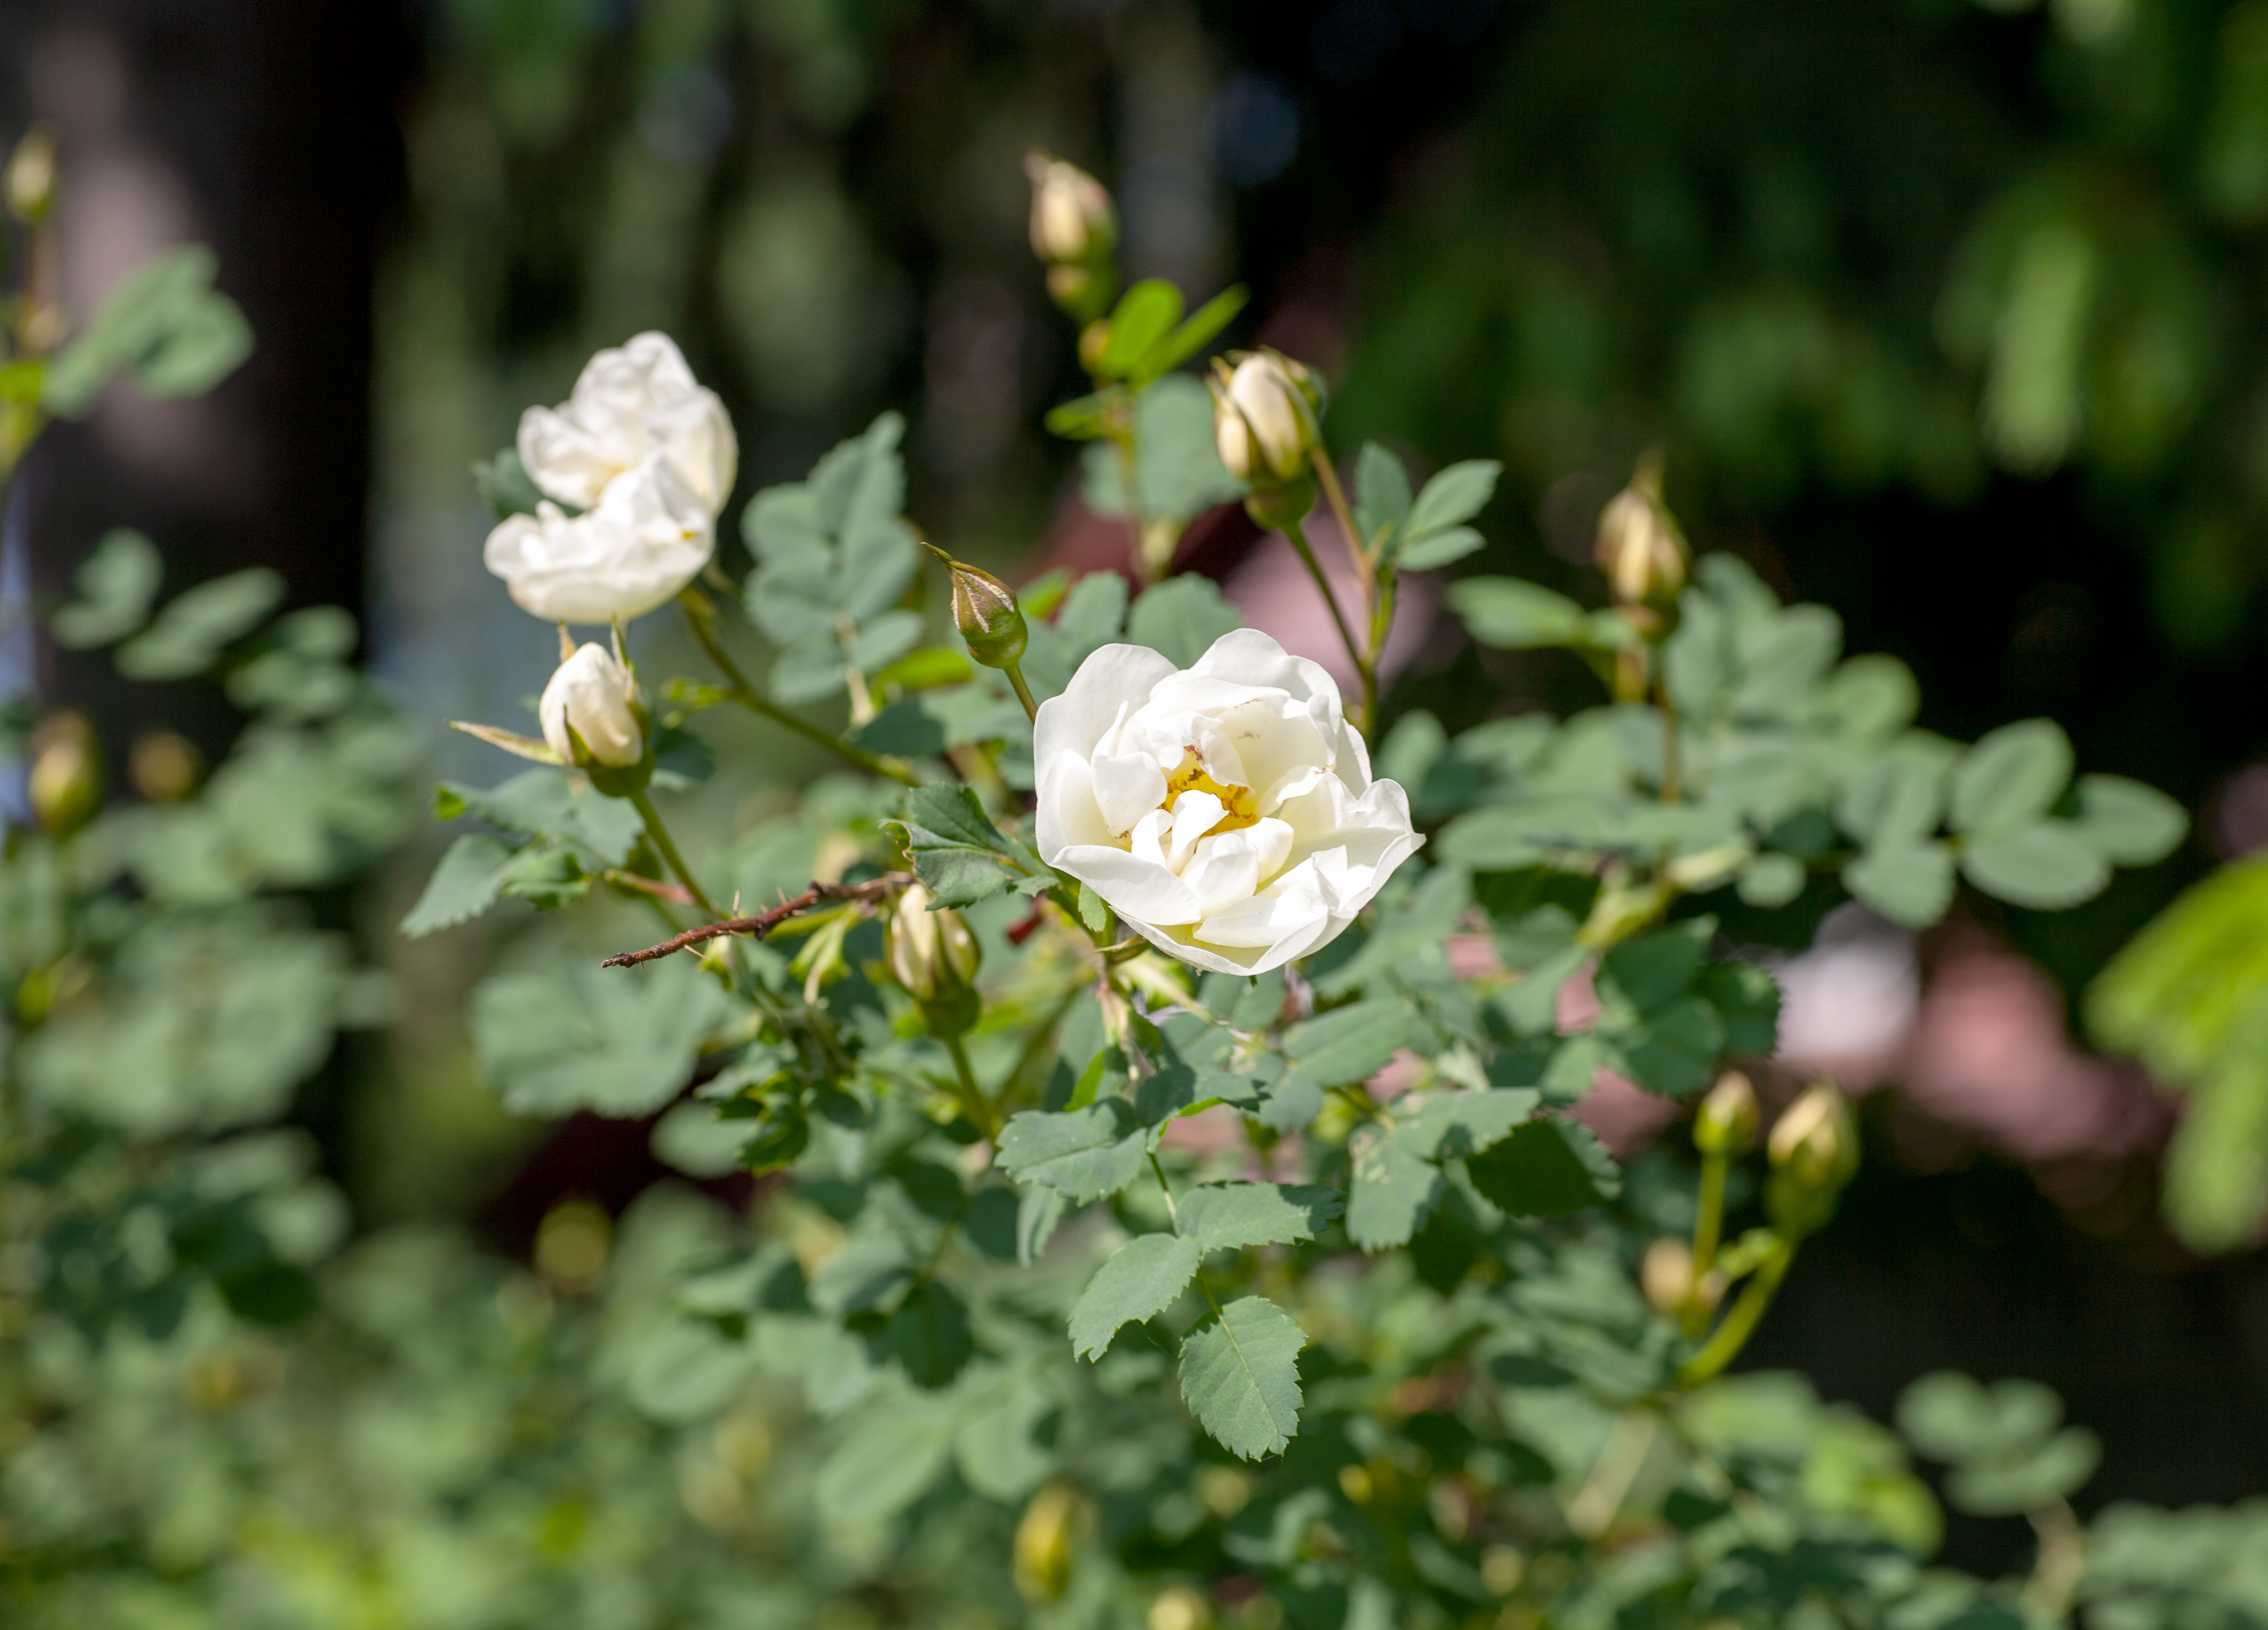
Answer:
[28, 711, 100, 839]
[1024, 154, 1115, 265]
[1766, 1081, 1860, 1238]
[1694, 1070, 1759, 1158]
[1594, 452, 1689, 621]
[540, 643, 645, 769]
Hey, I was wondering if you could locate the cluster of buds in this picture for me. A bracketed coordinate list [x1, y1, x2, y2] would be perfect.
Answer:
[539, 629, 651, 797]
[1209, 349, 1325, 531]
[1025, 154, 1118, 326]
[1766, 1081, 1859, 1239]
[885, 883, 982, 1037]
[1593, 451, 1689, 636]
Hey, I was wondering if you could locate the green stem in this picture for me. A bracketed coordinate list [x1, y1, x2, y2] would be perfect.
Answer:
[629, 789, 720, 918]
[1674, 1235, 1794, 1390]
[1683, 1150, 1728, 1337]
[1654, 676, 1682, 803]
[1147, 1149, 1179, 1226]
[1285, 519, 1373, 733]
[942, 1031, 997, 1139]
[678, 596, 919, 786]
[1004, 659, 1039, 723]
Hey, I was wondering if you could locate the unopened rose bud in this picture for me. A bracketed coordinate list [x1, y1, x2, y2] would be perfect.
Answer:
[1148, 1585, 1212, 1630]
[540, 642, 647, 785]
[1013, 1482, 1080, 1603]
[129, 730, 202, 803]
[886, 882, 981, 1035]
[6, 126, 57, 225]
[1025, 154, 1115, 266]
[1594, 452, 1689, 626]
[1641, 1237, 1694, 1317]
[27, 710, 100, 839]
[1694, 1070, 1759, 1159]
[1766, 1081, 1859, 1238]
[1211, 350, 1321, 487]
[927, 545, 1027, 671]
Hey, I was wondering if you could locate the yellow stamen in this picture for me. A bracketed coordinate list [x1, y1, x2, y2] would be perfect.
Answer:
[1165, 747, 1260, 838]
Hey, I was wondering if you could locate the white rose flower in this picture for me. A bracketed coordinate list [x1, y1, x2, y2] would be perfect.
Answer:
[516, 331, 737, 515]
[540, 642, 644, 768]
[483, 455, 713, 624]
[1034, 628, 1422, 975]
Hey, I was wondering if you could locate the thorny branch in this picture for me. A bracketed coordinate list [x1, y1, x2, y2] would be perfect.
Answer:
[601, 873, 912, 968]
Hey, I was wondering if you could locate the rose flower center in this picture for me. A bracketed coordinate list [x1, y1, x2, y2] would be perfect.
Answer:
[1163, 746, 1261, 838]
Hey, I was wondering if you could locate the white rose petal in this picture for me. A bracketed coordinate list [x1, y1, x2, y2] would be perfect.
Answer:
[1034, 627, 1423, 975]
[484, 456, 714, 624]
[517, 331, 738, 515]
[540, 642, 644, 768]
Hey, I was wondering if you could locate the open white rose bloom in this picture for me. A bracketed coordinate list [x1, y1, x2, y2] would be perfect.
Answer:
[484, 331, 736, 624]
[1035, 629, 1421, 975]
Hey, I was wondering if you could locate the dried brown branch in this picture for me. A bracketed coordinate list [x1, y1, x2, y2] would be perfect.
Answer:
[600, 873, 912, 969]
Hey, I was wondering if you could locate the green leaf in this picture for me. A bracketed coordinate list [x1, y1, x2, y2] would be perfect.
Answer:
[1398, 460, 1500, 556]
[437, 770, 645, 869]
[400, 833, 522, 938]
[1738, 852, 1806, 908]
[1960, 820, 2109, 909]
[1075, 880, 1112, 935]
[1345, 1126, 1444, 1250]
[1178, 1295, 1308, 1460]
[472, 446, 550, 519]
[995, 1103, 1149, 1201]
[1843, 840, 1957, 928]
[2071, 773, 2186, 865]
[1099, 280, 1185, 378]
[1948, 719, 2074, 836]
[624, 1318, 759, 1424]
[1946, 1430, 2101, 1515]
[470, 955, 727, 1117]
[887, 784, 1032, 909]
[1465, 1118, 1620, 1216]
[1136, 284, 1248, 379]
[1596, 921, 1711, 1011]
[1836, 739, 1953, 846]
[953, 1370, 1057, 1500]
[1896, 1372, 2062, 1462]
[1395, 525, 1486, 571]
[816, 1395, 957, 1525]
[1390, 1089, 1540, 1158]
[888, 1279, 975, 1389]
[1352, 442, 1414, 554]
[1695, 961, 1782, 1056]
[1448, 577, 1589, 649]
[116, 569, 286, 679]
[1175, 1182, 1343, 1251]
[1128, 574, 1243, 668]
[1615, 996, 1725, 1098]
[1068, 1233, 1203, 1358]
[52, 528, 162, 649]
[43, 245, 252, 417]
[1282, 1000, 1411, 1087]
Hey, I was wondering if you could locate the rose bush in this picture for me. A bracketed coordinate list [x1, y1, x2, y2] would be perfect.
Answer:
[1034, 629, 1420, 974]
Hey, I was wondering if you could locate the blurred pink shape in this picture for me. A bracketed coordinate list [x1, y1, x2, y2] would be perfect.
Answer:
[1771, 905, 1919, 1090]
[1903, 930, 2167, 1165]
[1221, 512, 1442, 696]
